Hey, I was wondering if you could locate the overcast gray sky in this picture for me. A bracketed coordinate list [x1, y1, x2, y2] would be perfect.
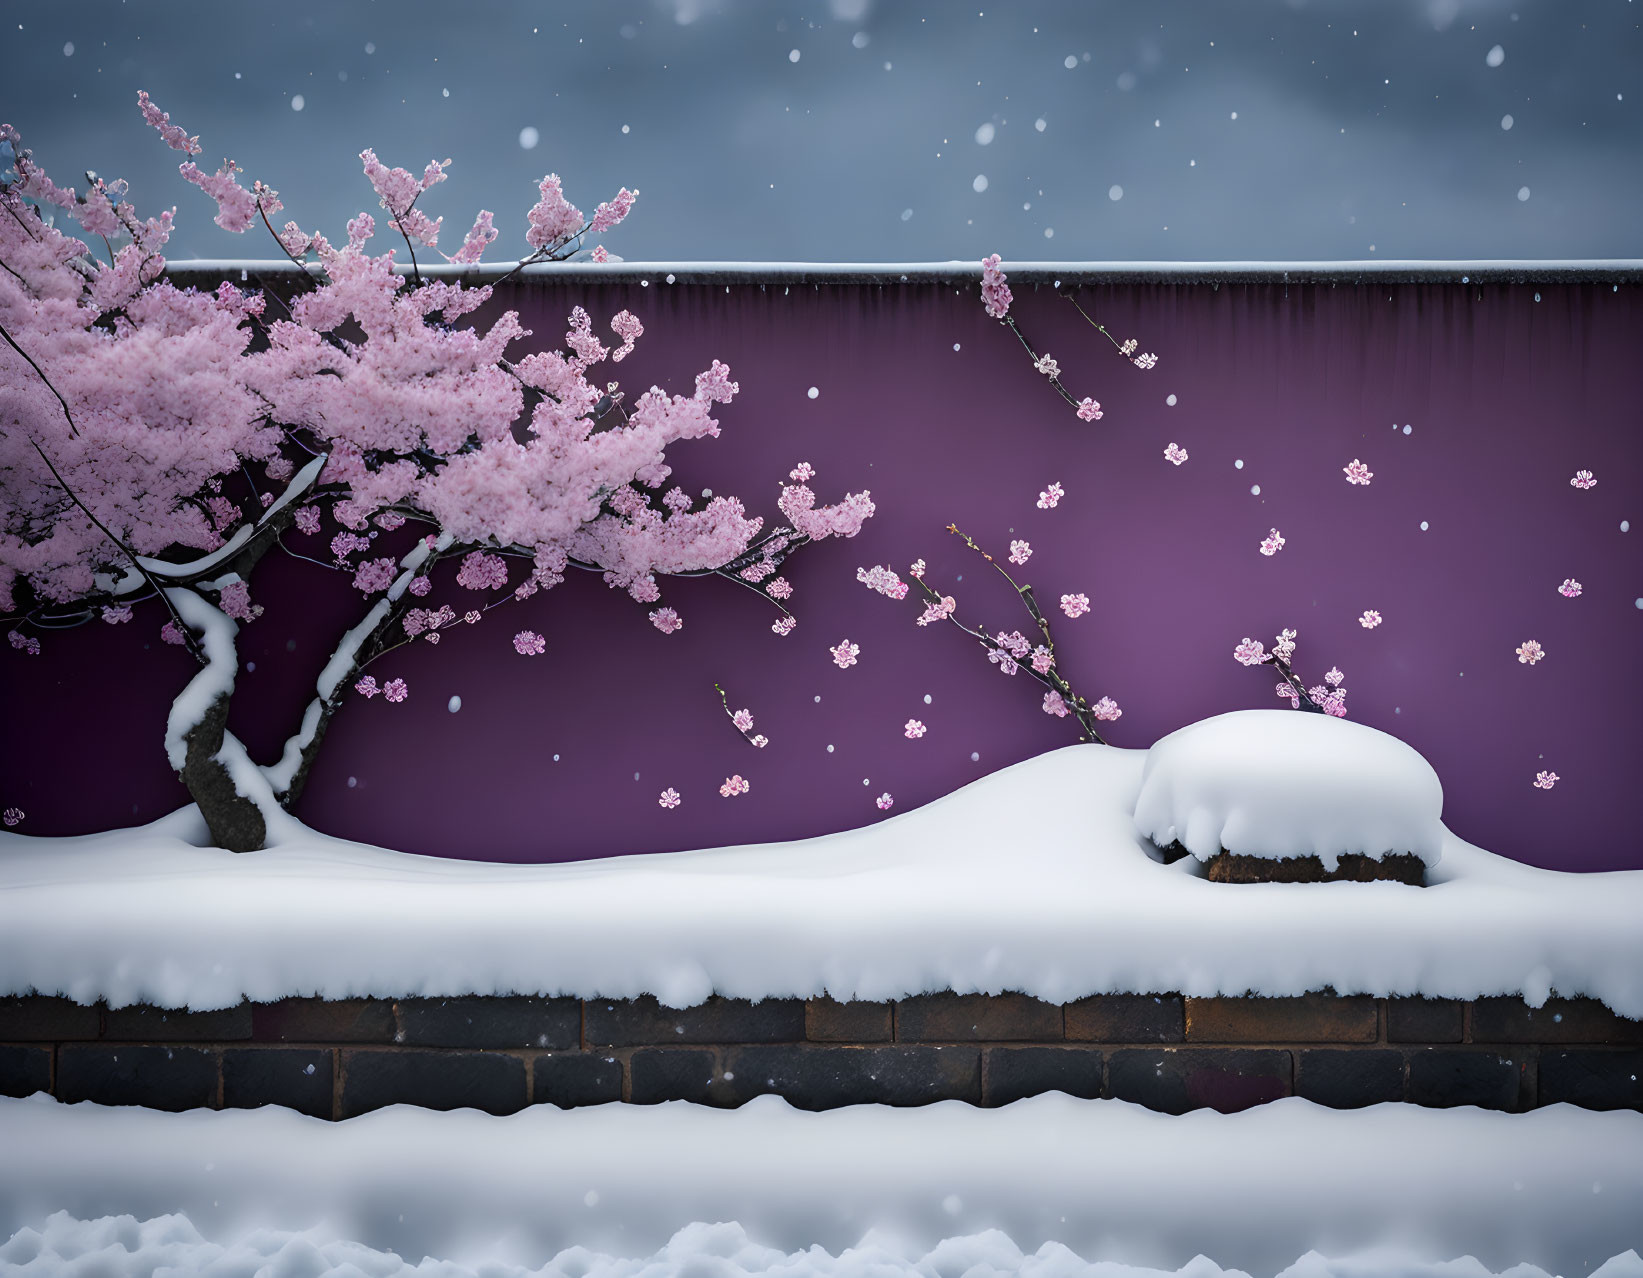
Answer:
[5, 0, 1640, 262]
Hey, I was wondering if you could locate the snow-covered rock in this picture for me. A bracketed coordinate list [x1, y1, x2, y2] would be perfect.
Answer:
[1133, 711, 1445, 870]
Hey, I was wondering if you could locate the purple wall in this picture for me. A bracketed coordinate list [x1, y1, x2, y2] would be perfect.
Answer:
[6, 271, 1642, 870]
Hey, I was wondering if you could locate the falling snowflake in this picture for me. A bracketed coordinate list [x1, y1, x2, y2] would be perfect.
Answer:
[830, 639, 860, 669]
[658, 788, 681, 809]
[1164, 442, 1188, 466]
[1533, 771, 1559, 790]
[1515, 640, 1545, 665]
[1343, 459, 1373, 485]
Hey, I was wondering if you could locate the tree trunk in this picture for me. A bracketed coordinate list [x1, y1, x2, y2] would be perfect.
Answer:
[180, 692, 267, 852]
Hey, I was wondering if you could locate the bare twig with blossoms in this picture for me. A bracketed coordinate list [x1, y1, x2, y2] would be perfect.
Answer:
[0, 97, 872, 850]
[979, 255, 1158, 423]
[1231, 630, 1345, 716]
[859, 527, 1121, 744]
[715, 683, 769, 749]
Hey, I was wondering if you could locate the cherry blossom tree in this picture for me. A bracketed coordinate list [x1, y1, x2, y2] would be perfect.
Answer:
[0, 96, 872, 851]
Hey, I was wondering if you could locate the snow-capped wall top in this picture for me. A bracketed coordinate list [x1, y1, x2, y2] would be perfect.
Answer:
[1132, 710, 1445, 870]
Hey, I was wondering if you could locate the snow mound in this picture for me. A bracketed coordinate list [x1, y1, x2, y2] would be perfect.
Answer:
[4, 1214, 1639, 1278]
[3, 1095, 1642, 1278]
[1133, 711, 1445, 870]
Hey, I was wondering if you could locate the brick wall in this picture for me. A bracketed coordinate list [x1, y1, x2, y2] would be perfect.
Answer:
[3, 991, 1639, 1119]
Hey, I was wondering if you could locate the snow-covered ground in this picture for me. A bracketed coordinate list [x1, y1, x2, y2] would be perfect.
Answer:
[3, 1093, 1641, 1277]
[2, 733, 1641, 1015]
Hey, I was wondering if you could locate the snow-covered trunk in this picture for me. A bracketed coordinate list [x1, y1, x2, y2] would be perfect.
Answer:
[264, 533, 453, 815]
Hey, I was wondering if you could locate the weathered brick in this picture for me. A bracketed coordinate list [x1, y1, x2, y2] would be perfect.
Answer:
[1108, 1048, 1292, 1114]
[1296, 1050, 1404, 1107]
[1387, 997, 1463, 1043]
[896, 992, 1060, 1042]
[628, 1048, 720, 1104]
[56, 1045, 217, 1111]
[396, 996, 580, 1050]
[984, 1047, 1103, 1106]
[0, 995, 100, 1041]
[1065, 995, 1183, 1043]
[0, 1045, 51, 1097]
[1470, 997, 1643, 1045]
[223, 1048, 333, 1118]
[252, 998, 397, 1043]
[806, 997, 892, 1042]
[1537, 1050, 1643, 1111]
[104, 1002, 251, 1042]
[1406, 1049, 1523, 1110]
[585, 995, 804, 1046]
[720, 1045, 982, 1109]
[1184, 994, 1377, 1043]
[532, 1053, 623, 1108]
[340, 1049, 525, 1117]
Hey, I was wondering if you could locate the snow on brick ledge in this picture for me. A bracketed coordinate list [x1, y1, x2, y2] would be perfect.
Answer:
[1, 738, 1640, 1017]
[1133, 711, 1445, 870]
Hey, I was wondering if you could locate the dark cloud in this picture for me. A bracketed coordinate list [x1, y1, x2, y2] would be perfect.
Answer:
[5, 0, 1638, 261]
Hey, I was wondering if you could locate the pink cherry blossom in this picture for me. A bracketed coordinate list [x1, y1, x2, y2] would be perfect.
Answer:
[695, 360, 739, 403]
[980, 253, 1013, 320]
[719, 775, 750, 798]
[658, 788, 681, 809]
[876, 792, 894, 811]
[1008, 540, 1032, 565]
[355, 675, 381, 699]
[136, 91, 201, 154]
[1260, 529, 1286, 556]
[160, 620, 187, 646]
[1359, 610, 1383, 629]
[1533, 771, 1559, 790]
[352, 558, 398, 595]
[750, 734, 769, 748]
[101, 605, 132, 624]
[1275, 681, 1300, 708]
[1132, 352, 1159, 370]
[1037, 481, 1065, 510]
[1233, 637, 1268, 666]
[331, 533, 371, 560]
[831, 639, 860, 669]
[649, 608, 683, 635]
[293, 506, 322, 536]
[1325, 666, 1345, 687]
[1558, 579, 1582, 598]
[772, 616, 797, 636]
[464, 611, 481, 624]
[1516, 639, 1545, 665]
[383, 678, 409, 703]
[1059, 593, 1090, 619]
[731, 708, 755, 733]
[590, 188, 639, 235]
[447, 210, 497, 264]
[915, 596, 956, 627]
[6, 630, 41, 656]
[590, 245, 609, 263]
[1164, 442, 1188, 465]
[1092, 696, 1122, 721]
[1031, 646, 1054, 674]
[1120, 338, 1138, 356]
[1075, 398, 1103, 422]
[456, 551, 509, 592]
[995, 630, 1031, 658]
[1570, 470, 1596, 490]
[1272, 629, 1297, 663]
[513, 631, 546, 656]
[1343, 458, 1373, 485]
[1, 807, 22, 827]
[857, 564, 909, 599]
[219, 581, 264, 621]
[1042, 691, 1069, 717]
[904, 719, 927, 738]
[525, 173, 583, 250]
[988, 647, 1020, 676]
[788, 462, 816, 482]
[178, 158, 260, 232]
[909, 559, 926, 579]
[1320, 690, 1348, 717]
[1034, 353, 1061, 379]
[767, 577, 793, 600]
[408, 576, 433, 598]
